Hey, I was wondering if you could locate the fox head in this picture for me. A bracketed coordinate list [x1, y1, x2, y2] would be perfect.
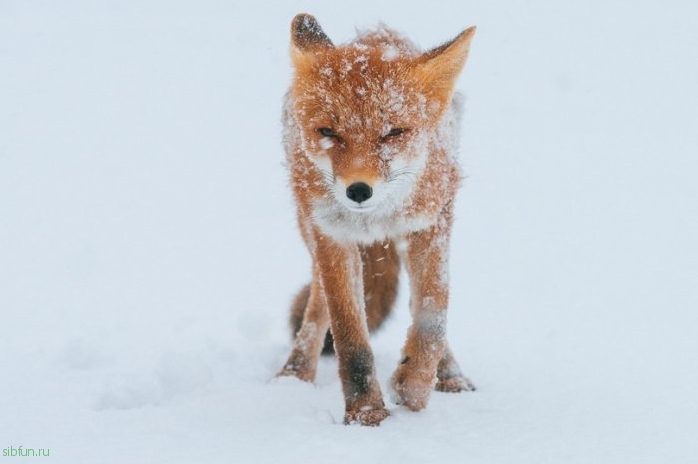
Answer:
[287, 14, 475, 216]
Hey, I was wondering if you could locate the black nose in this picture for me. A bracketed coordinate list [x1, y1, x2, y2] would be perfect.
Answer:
[346, 182, 373, 203]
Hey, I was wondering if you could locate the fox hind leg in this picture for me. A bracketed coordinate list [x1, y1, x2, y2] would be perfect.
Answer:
[289, 284, 334, 355]
[278, 276, 330, 382]
[435, 343, 475, 392]
[361, 241, 400, 334]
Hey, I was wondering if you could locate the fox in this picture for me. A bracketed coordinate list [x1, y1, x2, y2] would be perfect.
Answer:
[277, 13, 477, 426]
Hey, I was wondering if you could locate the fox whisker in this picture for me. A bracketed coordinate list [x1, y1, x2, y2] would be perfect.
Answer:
[318, 170, 335, 185]
[387, 168, 419, 183]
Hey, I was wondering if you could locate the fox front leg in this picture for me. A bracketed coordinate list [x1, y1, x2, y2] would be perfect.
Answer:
[278, 272, 330, 382]
[314, 232, 389, 426]
[391, 211, 470, 410]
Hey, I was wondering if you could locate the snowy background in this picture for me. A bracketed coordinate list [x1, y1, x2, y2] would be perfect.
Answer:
[1, 1, 697, 462]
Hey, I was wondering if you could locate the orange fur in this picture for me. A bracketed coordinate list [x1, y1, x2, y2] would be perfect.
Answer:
[289, 241, 399, 354]
[278, 13, 476, 426]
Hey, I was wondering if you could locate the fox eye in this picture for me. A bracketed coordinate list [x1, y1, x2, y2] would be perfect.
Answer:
[318, 127, 337, 137]
[385, 128, 407, 137]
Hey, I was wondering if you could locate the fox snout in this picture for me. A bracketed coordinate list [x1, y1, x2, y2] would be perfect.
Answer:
[335, 172, 379, 210]
[346, 182, 373, 204]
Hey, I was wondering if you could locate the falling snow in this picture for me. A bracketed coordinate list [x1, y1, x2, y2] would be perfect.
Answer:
[2, 2, 697, 463]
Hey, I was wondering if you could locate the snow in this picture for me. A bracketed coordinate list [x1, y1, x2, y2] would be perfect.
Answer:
[1, 0, 697, 463]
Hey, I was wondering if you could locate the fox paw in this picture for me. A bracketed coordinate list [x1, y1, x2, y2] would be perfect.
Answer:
[391, 367, 435, 411]
[435, 375, 476, 393]
[343, 407, 390, 426]
[276, 365, 315, 383]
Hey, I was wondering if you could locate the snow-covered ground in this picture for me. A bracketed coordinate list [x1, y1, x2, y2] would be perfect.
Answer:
[2, 1, 697, 462]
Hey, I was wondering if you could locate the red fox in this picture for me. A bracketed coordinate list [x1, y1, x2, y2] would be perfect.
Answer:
[278, 13, 476, 426]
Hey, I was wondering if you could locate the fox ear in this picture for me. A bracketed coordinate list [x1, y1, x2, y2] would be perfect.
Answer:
[415, 26, 476, 103]
[290, 14, 334, 70]
[291, 14, 333, 51]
